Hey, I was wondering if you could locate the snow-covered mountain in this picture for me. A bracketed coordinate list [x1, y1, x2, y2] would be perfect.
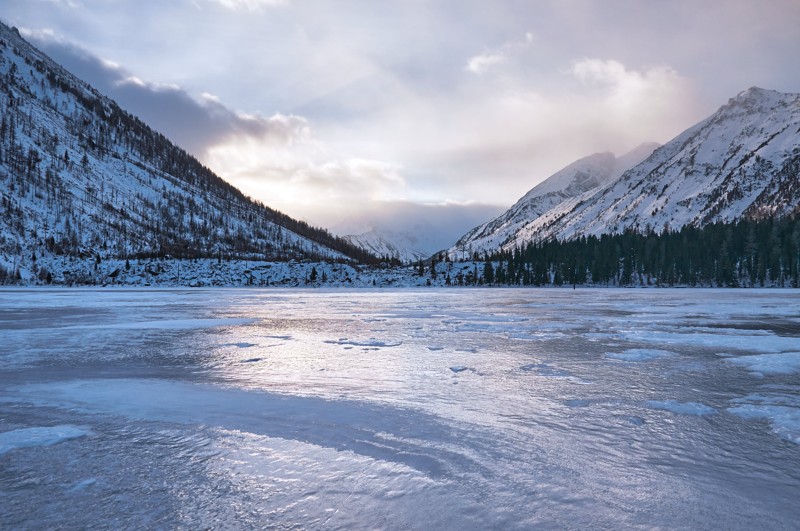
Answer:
[505, 87, 800, 245]
[344, 228, 428, 263]
[448, 142, 658, 258]
[0, 21, 373, 281]
[451, 87, 800, 255]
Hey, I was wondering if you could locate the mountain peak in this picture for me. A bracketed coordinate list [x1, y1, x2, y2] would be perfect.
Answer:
[723, 86, 797, 114]
[738, 86, 770, 98]
[509, 86, 800, 243]
[447, 142, 658, 258]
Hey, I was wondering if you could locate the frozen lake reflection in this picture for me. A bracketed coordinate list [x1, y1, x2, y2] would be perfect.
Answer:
[1, 288, 799, 529]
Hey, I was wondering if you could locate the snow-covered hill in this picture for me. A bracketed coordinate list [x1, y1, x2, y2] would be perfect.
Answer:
[448, 142, 658, 258]
[500, 87, 800, 247]
[0, 21, 373, 282]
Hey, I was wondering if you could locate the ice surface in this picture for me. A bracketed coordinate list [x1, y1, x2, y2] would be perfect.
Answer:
[68, 478, 97, 492]
[0, 425, 90, 455]
[63, 317, 257, 330]
[1, 288, 799, 529]
[647, 400, 716, 416]
[605, 349, 677, 361]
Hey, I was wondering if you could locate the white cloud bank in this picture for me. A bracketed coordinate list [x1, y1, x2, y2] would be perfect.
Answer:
[571, 58, 690, 116]
[205, 119, 407, 214]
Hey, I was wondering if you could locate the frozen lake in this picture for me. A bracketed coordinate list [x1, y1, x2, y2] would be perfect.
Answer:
[1, 288, 799, 529]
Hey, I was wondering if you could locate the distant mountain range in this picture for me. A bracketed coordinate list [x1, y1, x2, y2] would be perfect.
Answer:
[0, 21, 374, 281]
[343, 228, 428, 264]
[450, 87, 800, 257]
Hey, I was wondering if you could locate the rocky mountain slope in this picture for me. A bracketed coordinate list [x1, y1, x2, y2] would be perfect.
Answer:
[0, 21, 373, 282]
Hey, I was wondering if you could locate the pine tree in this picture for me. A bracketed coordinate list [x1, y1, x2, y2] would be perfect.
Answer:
[483, 259, 494, 285]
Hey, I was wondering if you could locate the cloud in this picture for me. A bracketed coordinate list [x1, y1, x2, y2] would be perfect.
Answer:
[465, 32, 534, 74]
[351, 54, 701, 209]
[569, 57, 695, 134]
[466, 53, 507, 74]
[571, 58, 686, 103]
[204, 0, 288, 11]
[23, 30, 308, 157]
[572, 58, 629, 85]
[44, 0, 81, 8]
[206, 132, 407, 212]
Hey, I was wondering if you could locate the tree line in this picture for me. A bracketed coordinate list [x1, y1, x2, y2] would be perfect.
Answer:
[475, 216, 800, 287]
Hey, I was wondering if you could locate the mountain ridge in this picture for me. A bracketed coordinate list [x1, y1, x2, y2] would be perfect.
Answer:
[0, 20, 375, 282]
[448, 142, 659, 258]
[449, 86, 800, 256]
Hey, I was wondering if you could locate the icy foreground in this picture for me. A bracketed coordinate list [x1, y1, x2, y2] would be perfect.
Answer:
[1, 289, 799, 529]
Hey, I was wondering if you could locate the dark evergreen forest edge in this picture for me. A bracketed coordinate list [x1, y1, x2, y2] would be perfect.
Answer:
[466, 215, 800, 288]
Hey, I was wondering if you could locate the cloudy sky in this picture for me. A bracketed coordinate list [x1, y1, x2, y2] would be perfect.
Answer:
[5, 0, 800, 249]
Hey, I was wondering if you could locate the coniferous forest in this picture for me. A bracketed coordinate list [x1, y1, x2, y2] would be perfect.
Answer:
[477, 216, 800, 287]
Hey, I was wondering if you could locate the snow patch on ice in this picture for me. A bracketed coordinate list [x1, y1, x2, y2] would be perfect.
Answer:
[726, 352, 800, 375]
[510, 331, 566, 341]
[324, 338, 402, 348]
[647, 400, 716, 416]
[729, 393, 800, 444]
[605, 349, 677, 361]
[0, 425, 90, 455]
[224, 342, 258, 348]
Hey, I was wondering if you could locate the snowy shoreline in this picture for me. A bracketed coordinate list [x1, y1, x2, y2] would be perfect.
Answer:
[2, 256, 798, 288]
